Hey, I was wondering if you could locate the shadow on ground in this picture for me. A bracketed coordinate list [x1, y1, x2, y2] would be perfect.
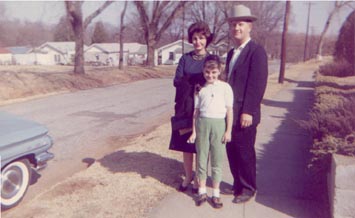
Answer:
[98, 150, 184, 190]
[255, 74, 330, 218]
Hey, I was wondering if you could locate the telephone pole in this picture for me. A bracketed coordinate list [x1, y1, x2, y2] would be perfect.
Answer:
[303, 1, 313, 62]
[279, 0, 291, 84]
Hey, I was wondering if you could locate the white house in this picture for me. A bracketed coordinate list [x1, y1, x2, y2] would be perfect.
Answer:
[85, 43, 120, 66]
[84, 43, 147, 66]
[30, 42, 88, 65]
[7, 46, 34, 65]
[0, 48, 12, 65]
[126, 43, 147, 66]
[157, 40, 194, 65]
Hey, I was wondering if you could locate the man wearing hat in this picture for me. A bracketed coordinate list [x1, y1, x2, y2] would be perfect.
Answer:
[225, 4, 268, 204]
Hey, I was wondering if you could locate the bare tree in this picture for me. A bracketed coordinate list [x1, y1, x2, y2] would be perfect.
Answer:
[65, 1, 113, 74]
[133, 1, 188, 67]
[316, 1, 354, 60]
[279, 1, 291, 84]
[53, 16, 75, 42]
[188, 2, 229, 46]
[92, 21, 110, 43]
[119, 1, 128, 70]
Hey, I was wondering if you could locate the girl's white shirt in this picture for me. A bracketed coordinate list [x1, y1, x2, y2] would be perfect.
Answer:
[195, 80, 233, 119]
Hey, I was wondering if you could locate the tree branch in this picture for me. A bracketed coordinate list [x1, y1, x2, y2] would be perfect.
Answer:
[84, 1, 114, 28]
[156, 1, 187, 40]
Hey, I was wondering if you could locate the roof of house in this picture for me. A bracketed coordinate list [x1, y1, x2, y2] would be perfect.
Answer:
[36, 42, 88, 54]
[157, 40, 194, 51]
[6, 46, 32, 54]
[127, 43, 147, 54]
[0, 47, 11, 54]
[86, 43, 147, 54]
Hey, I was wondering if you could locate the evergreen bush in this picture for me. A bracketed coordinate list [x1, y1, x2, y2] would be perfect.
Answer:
[300, 68, 355, 171]
[334, 10, 354, 74]
[318, 61, 353, 77]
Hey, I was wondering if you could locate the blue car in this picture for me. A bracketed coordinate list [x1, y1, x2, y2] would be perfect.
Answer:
[0, 111, 54, 209]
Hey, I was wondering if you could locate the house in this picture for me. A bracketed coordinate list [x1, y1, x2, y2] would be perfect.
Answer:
[7, 46, 33, 65]
[156, 40, 194, 65]
[0, 48, 12, 65]
[29, 42, 88, 65]
[126, 43, 147, 66]
[85, 43, 120, 66]
[84, 43, 147, 66]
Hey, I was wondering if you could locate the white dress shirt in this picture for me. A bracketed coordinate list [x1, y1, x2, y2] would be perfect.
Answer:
[228, 38, 251, 82]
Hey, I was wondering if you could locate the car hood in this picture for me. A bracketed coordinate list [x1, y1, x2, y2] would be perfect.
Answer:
[0, 111, 49, 148]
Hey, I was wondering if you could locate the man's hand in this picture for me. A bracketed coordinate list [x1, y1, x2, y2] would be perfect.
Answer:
[240, 113, 253, 128]
[222, 131, 232, 144]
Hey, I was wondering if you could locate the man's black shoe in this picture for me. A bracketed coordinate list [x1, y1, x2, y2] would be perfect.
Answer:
[232, 194, 253, 204]
[221, 187, 234, 195]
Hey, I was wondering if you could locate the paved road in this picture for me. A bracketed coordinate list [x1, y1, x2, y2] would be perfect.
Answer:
[1, 78, 174, 214]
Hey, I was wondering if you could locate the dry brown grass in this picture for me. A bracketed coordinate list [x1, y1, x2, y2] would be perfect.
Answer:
[0, 65, 175, 105]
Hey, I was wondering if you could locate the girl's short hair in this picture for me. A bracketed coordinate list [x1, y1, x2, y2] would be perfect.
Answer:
[204, 55, 221, 69]
[188, 21, 213, 47]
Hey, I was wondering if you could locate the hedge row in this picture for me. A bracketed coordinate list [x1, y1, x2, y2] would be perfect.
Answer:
[300, 61, 355, 170]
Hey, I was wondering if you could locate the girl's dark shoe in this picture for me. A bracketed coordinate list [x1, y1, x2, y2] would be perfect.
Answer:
[211, 196, 223, 209]
[196, 193, 208, 206]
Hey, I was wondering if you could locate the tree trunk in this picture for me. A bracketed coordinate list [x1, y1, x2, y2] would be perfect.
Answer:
[119, 1, 128, 70]
[146, 35, 156, 67]
[74, 25, 85, 74]
[66, 1, 113, 75]
[66, 1, 85, 74]
[303, 2, 311, 62]
[279, 0, 291, 84]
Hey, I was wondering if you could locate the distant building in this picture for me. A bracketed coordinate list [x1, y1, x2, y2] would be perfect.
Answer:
[0, 47, 12, 65]
[29, 42, 88, 65]
[84, 43, 147, 66]
[7, 46, 33, 65]
[156, 40, 194, 65]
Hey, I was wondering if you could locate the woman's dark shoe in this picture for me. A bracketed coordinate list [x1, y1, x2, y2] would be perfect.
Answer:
[192, 187, 199, 194]
[211, 196, 223, 209]
[196, 193, 208, 206]
[178, 183, 188, 192]
[177, 176, 194, 192]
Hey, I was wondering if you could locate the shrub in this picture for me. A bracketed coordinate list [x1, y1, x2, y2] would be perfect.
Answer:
[318, 61, 353, 77]
[300, 67, 355, 171]
[334, 10, 354, 73]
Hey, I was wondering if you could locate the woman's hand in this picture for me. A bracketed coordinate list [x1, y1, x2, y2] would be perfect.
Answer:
[187, 132, 196, 144]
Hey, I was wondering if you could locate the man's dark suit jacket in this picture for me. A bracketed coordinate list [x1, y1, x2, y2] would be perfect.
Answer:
[225, 40, 268, 126]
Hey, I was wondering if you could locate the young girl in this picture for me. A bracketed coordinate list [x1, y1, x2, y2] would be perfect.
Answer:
[188, 55, 234, 208]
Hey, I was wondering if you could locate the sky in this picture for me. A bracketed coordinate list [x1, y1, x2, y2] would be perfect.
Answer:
[2, 1, 354, 36]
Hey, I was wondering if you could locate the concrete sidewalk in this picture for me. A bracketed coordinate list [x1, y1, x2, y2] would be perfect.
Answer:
[149, 67, 329, 218]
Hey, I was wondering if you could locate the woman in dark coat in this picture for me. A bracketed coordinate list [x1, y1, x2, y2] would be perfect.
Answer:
[169, 21, 213, 193]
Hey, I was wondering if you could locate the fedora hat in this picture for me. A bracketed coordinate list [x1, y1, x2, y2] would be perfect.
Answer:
[228, 5, 257, 22]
